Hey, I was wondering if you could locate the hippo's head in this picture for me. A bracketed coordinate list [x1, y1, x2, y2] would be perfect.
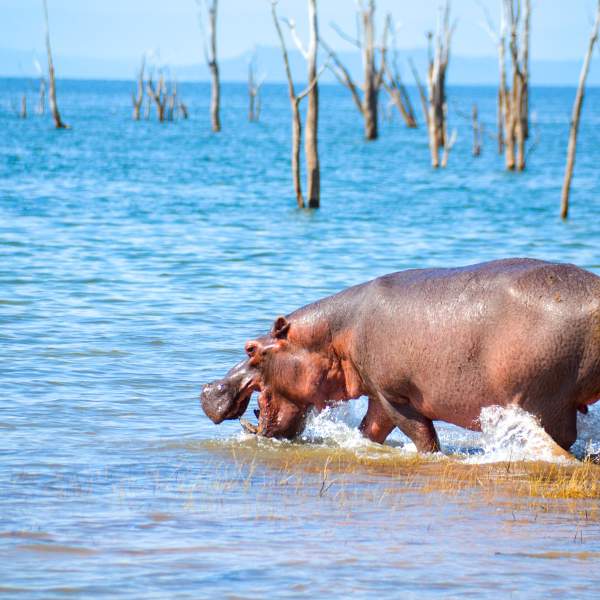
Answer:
[201, 315, 345, 439]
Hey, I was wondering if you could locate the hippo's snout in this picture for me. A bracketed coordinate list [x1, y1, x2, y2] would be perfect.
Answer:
[200, 359, 259, 425]
[201, 382, 229, 424]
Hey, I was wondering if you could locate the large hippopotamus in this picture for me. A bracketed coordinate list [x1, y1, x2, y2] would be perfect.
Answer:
[201, 259, 600, 456]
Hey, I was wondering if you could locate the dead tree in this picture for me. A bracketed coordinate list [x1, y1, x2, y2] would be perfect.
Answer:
[503, 0, 529, 170]
[37, 77, 46, 114]
[426, 2, 455, 168]
[480, 0, 529, 159]
[42, 0, 68, 129]
[146, 71, 167, 122]
[409, 57, 430, 130]
[248, 51, 265, 122]
[20, 95, 27, 119]
[560, 1, 600, 220]
[322, 0, 386, 141]
[284, 0, 320, 206]
[382, 15, 417, 128]
[197, 0, 221, 132]
[472, 103, 481, 156]
[272, 0, 323, 209]
[167, 79, 178, 122]
[521, 0, 530, 140]
[132, 56, 145, 121]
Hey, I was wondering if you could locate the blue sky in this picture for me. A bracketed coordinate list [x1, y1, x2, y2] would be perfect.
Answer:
[3, 0, 600, 65]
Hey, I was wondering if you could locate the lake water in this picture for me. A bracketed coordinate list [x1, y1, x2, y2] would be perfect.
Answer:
[1, 78, 600, 598]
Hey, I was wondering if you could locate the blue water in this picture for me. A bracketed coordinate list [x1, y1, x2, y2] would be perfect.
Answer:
[1, 78, 600, 598]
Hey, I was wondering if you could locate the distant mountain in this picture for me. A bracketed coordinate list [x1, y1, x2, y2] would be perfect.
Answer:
[2, 45, 600, 86]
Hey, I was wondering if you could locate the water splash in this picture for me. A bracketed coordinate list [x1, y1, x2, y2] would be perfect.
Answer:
[233, 401, 599, 464]
[467, 405, 573, 463]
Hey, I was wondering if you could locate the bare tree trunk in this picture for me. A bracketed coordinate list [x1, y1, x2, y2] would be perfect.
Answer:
[497, 88, 504, 153]
[247, 50, 265, 122]
[324, 0, 386, 141]
[426, 2, 453, 168]
[201, 1, 221, 132]
[272, 1, 305, 208]
[209, 59, 221, 132]
[248, 61, 256, 121]
[37, 78, 46, 114]
[132, 56, 145, 121]
[305, 0, 320, 208]
[20, 94, 27, 119]
[167, 80, 177, 121]
[521, 0, 530, 140]
[147, 72, 167, 122]
[560, 1, 600, 220]
[43, 0, 68, 129]
[472, 103, 481, 157]
[272, 0, 323, 209]
[503, 0, 527, 171]
[409, 58, 429, 130]
[383, 14, 417, 128]
[362, 1, 378, 140]
[291, 99, 303, 208]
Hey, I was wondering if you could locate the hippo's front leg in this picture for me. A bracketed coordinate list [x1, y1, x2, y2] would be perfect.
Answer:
[379, 395, 441, 453]
[359, 396, 396, 444]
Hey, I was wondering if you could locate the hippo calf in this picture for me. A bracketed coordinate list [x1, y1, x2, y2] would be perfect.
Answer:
[201, 259, 600, 456]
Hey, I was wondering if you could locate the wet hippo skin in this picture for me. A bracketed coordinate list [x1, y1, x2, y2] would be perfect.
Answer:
[201, 258, 600, 456]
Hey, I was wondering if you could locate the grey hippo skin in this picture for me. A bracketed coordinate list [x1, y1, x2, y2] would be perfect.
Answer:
[201, 258, 600, 456]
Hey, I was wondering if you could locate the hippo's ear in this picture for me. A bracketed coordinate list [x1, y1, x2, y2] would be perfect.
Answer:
[271, 316, 290, 339]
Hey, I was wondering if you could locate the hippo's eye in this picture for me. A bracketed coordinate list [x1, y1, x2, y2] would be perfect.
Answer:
[245, 342, 257, 356]
[218, 384, 225, 392]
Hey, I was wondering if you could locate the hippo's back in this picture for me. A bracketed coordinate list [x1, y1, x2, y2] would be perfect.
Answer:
[375, 258, 600, 308]
[358, 258, 600, 429]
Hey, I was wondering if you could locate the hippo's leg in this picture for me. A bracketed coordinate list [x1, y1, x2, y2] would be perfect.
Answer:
[520, 397, 578, 460]
[533, 402, 578, 455]
[379, 397, 440, 453]
[359, 396, 396, 444]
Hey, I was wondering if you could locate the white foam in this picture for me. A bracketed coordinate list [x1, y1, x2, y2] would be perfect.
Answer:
[466, 405, 573, 463]
[233, 399, 600, 464]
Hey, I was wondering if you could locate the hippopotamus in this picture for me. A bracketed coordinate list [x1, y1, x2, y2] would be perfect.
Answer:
[201, 258, 600, 456]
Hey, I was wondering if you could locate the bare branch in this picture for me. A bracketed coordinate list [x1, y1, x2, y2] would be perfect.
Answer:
[330, 21, 361, 48]
[320, 38, 363, 113]
[297, 61, 328, 100]
[283, 17, 309, 59]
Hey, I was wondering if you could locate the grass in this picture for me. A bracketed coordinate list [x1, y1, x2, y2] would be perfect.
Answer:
[198, 436, 600, 520]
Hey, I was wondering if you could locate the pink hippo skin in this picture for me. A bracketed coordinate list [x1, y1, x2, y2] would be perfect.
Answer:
[201, 258, 600, 455]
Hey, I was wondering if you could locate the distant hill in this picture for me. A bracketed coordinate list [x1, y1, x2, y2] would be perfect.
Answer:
[2, 45, 600, 86]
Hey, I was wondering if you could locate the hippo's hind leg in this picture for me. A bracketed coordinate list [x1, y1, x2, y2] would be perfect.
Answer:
[359, 396, 396, 444]
[378, 395, 440, 453]
[523, 397, 578, 460]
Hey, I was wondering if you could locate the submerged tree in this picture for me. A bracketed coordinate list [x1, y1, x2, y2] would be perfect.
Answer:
[146, 70, 167, 122]
[426, 1, 455, 168]
[132, 56, 145, 121]
[322, 0, 387, 141]
[42, 0, 68, 129]
[197, 0, 221, 132]
[482, 0, 530, 170]
[247, 50, 265, 122]
[271, 0, 323, 209]
[382, 15, 417, 128]
[560, 0, 600, 220]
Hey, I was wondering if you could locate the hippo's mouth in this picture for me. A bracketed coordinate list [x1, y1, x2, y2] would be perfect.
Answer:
[240, 409, 261, 435]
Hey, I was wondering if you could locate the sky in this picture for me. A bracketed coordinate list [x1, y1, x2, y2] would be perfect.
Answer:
[3, 0, 600, 67]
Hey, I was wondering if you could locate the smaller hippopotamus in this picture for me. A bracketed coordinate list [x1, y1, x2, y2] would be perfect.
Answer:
[201, 259, 600, 457]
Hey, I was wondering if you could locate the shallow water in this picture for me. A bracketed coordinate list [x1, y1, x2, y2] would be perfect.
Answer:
[1, 79, 600, 597]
